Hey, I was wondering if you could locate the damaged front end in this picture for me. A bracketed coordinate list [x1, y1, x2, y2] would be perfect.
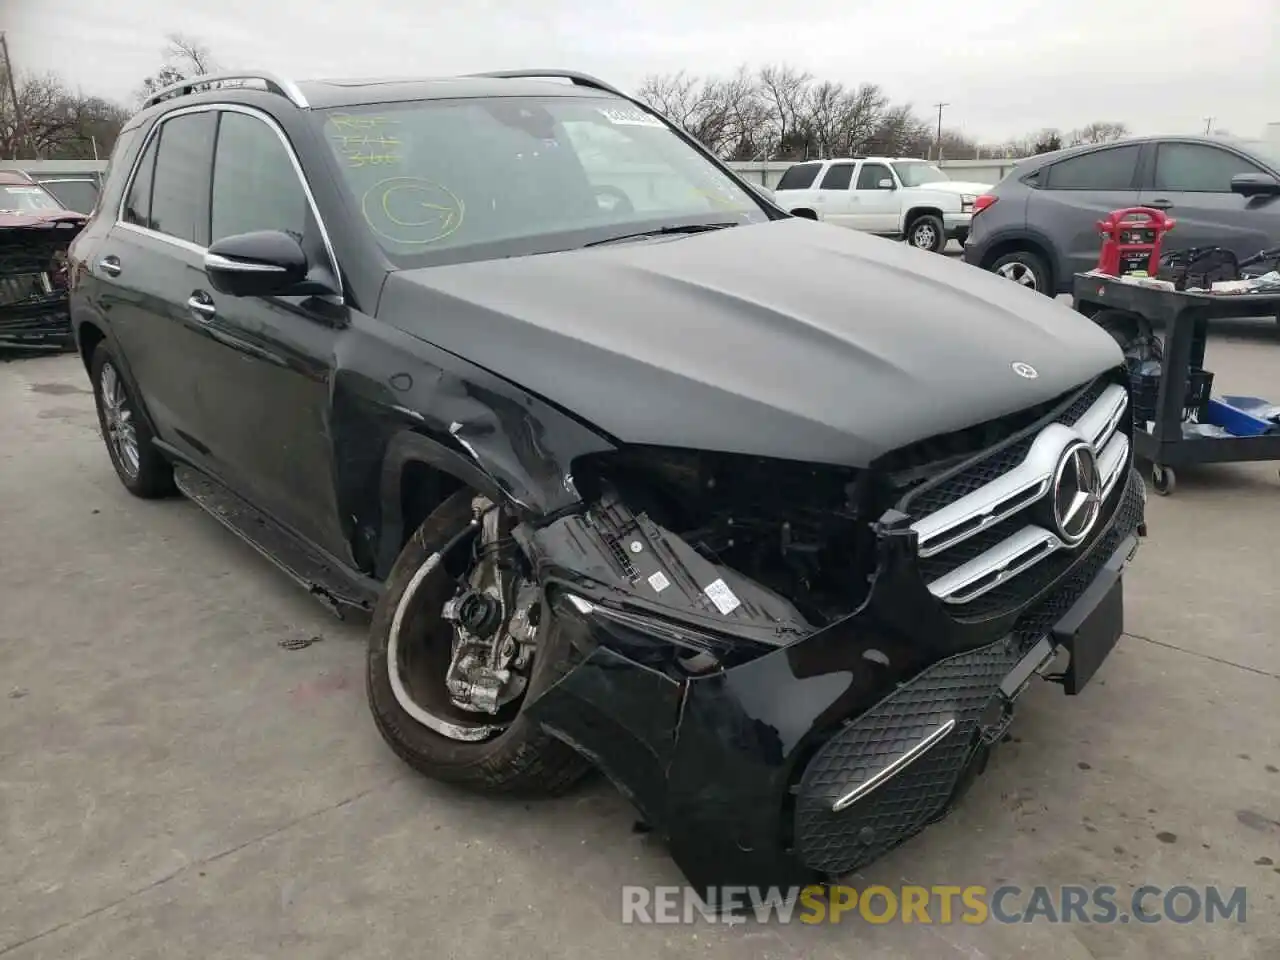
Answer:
[0, 217, 85, 352]
[512, 373, 1145, 891]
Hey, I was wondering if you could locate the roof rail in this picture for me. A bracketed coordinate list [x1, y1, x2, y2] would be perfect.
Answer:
[465, 69, 627, 99]
[142, 71, 309, 110]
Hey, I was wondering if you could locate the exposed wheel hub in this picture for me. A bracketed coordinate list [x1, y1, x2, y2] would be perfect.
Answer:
[446, 590, 503, 639]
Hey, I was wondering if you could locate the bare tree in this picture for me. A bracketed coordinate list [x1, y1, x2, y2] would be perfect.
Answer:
[0, 67, 129, 159]
[831, 83, 888, 157]
[136, 33, 219, 104]
[1072, 121, 1130, 144]
[757, 64, 811, 160]
[1033, 129, 1064, 154]
[865, 104, 930, 157]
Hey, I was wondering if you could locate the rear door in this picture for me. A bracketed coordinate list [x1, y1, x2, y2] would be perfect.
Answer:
[773, 161, 823, 214]
[1027, 143, 1143, 279]
[813, 162, 857, 226]
[95, 110, 220, 467]
[1139, 140, 1280, 259]
[851, 161, 901, 233]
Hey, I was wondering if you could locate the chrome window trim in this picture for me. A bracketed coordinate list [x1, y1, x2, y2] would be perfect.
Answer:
[114, 102, 343, 304]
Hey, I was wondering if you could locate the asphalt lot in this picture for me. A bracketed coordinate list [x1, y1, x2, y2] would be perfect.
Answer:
[3, 316, 1280, 959]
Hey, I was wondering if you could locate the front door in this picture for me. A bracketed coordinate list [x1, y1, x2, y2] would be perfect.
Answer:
[195, 107, 352, 562]
[1139, 140, 1280, 260]
[851, 161, 901, 233]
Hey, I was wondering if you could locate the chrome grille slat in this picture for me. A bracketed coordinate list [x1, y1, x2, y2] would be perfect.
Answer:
[915, 378, 1130, 608]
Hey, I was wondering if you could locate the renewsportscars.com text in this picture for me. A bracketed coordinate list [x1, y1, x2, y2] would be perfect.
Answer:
[621, 884, 1248, 925]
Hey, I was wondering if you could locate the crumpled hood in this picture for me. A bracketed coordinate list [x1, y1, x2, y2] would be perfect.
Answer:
[0, 211, 86, 230]
[378, 218, 1121, 467]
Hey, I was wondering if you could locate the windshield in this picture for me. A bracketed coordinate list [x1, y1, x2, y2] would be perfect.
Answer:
[318, 96, 768, 267]
[1237, 140, 1280, 172]
[891, 162, 949, 187]
[37, 179, 99, 215]
[0, 183, 64, 215]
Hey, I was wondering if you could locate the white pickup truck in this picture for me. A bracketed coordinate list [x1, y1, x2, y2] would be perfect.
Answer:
[770, 157, 990, 253]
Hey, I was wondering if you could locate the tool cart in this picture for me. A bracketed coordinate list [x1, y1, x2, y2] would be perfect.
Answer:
[1073, 272, 1280, 495]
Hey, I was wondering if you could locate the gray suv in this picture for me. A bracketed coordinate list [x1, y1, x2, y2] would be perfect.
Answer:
[964, 136, 1280, 295]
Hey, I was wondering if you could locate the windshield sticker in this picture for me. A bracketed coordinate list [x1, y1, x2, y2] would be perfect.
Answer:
[360, 176, 465, 246]
[597, 106, 665, 128]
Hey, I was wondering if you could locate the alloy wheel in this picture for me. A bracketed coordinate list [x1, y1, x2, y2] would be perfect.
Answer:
[995, 261, 1039, 290]
[910, 222, 939, 249]
[99, 361, 140, 478]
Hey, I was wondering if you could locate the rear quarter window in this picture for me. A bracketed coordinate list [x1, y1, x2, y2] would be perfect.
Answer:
[776, 163, 822, 190]
[1042, 145, 1141, 191]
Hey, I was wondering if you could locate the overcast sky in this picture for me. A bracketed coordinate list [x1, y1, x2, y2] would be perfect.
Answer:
[7, 0, 1279, 142]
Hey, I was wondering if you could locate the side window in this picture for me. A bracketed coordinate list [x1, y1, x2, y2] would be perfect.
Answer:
[856, 163, 892, 190]
[819, 163, 855, 190]
[123, 133, 158, 228]
[149, 111, 217, 245]
[211, 111, 310, 243]
[1043, 145, 1140, 191]
[1153, 143, 1266, 193]
[776, 163, 822, 190]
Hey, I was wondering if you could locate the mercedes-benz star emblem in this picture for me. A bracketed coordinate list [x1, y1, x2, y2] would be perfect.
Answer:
[1011, 361, 1039, 380]
[1052, 442, 1103, 544]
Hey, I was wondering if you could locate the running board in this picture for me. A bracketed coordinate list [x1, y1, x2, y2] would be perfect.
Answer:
[173, 464, 379, 619]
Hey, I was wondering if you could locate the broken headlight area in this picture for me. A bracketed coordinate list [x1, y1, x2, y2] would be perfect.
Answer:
[0, 221, 83, 349]
[522, 448, 884, 666]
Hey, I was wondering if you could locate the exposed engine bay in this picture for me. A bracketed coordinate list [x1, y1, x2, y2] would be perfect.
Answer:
[0, 220, 83, 349]
[527, 448, 883, 646]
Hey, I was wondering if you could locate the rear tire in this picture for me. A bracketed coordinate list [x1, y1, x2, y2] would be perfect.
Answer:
[89, 342, 175, 499]
[990, 250, 1052, 296]
[906, 214, 946, 253]
[366, 489, 590, 795]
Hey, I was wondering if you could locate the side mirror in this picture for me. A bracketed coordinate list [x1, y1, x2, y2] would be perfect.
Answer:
[204, 230, 308, 298]
[1231, 173, 1280, 198]
[878, 178, 896, 190]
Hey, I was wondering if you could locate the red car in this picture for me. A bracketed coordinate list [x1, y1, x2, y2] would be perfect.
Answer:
[0, 170, 88, 351]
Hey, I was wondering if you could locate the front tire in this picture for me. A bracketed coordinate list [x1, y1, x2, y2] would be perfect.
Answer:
[906, 214, 946, 253]
[990, 250, 1052, 295]
[89, 343, 175, 498]
[366, 489, 590, 795]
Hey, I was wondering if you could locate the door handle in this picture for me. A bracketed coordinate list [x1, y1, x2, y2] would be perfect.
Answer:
[1145, 198, 1173, 210]
[186, 292, 217, 320]
[98, 256, 121, 277]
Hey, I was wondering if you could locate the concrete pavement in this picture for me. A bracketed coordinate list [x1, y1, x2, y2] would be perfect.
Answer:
[2, 329, 1279, 959]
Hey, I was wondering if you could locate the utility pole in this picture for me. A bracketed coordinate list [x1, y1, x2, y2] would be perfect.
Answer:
[0, 32, 25, 158]
[1203, 117, 1214, 135]
[933, 102, 949, 162]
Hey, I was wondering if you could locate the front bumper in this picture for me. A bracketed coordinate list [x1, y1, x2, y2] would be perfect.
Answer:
[944, 211, 972, 240]
[524, 467, 1145, 891]
[0, 293, 73, 350]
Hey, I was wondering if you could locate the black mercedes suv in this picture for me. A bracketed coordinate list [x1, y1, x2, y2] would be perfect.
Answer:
[67, 69, 1146, 895]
